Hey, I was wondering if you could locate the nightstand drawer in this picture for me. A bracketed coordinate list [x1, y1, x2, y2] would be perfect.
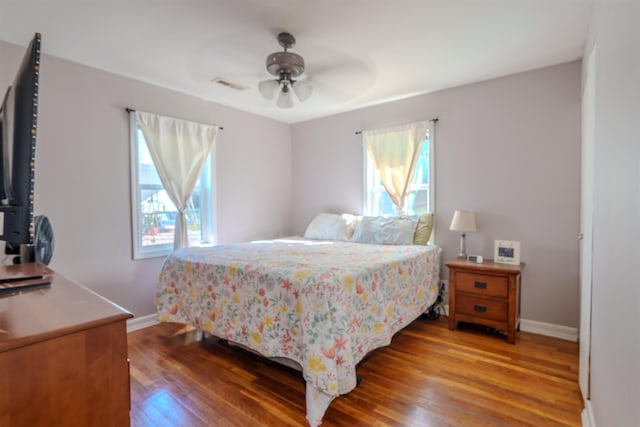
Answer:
[457, 272, 508, 298]
[457, 294, 508, 322]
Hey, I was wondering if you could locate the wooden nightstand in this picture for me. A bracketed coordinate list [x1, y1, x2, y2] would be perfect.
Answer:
[446, 259, 523, 344]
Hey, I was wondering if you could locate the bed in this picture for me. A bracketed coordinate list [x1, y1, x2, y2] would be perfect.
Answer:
[155, 214, 441, 426]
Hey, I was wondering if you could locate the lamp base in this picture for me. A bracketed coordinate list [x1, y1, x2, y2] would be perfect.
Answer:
[458, 232, 467, 258]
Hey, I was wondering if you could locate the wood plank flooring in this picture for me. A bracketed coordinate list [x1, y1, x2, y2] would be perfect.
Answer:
[128, 317, 583, 426]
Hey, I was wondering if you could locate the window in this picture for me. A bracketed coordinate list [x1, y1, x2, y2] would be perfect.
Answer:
[129, 114, 215, 259]
[363, 125, 434, 216]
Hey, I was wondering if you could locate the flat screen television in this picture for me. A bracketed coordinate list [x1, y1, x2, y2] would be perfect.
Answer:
[0, 33, 41, 257]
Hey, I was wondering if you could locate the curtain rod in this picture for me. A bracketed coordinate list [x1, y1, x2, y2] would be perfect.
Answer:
[354, 118, 438, 135]
[126, 108, 223, 130]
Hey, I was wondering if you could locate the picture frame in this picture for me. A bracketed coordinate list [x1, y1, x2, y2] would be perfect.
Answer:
[494, 240, 520, 265]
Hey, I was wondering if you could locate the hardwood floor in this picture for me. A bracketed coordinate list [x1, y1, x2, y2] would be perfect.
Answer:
[128, 317, 583, 426]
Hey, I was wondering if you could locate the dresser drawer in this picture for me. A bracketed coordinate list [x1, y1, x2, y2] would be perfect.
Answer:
[456, 294, 508, 322]
[457, 272, 508, 298]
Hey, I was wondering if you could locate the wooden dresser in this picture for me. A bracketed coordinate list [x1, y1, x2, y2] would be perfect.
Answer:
[446, 259, 523, 344]
[0, 263, 133, 426]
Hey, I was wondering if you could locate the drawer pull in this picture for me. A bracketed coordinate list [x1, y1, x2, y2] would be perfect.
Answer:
[474, 304, 487, 313]
[474, 281, 487, 289]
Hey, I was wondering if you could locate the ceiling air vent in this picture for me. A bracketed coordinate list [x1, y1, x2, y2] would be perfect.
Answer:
[211, 77, 249, 91]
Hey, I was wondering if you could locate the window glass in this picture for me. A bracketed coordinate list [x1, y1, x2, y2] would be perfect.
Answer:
[130, 117, 214, 259]
[364, 128, 433, 216]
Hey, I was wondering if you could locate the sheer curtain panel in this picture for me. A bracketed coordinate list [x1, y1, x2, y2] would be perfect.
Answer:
[362, 121, 429, 213]
[136, 111, 219, 250]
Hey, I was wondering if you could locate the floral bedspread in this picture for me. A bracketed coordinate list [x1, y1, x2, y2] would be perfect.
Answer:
[155, 238, 441, 397]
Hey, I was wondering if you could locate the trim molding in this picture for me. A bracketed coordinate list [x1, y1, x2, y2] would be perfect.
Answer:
[444, 306, 578, 342]
[127, 314, 159, 333]
[581, 400, 596, 427]
[519, 319, 578, 342]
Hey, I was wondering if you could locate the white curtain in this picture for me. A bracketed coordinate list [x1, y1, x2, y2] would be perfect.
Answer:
[362, 121, 429, 213]
[136, 111, 219, 250]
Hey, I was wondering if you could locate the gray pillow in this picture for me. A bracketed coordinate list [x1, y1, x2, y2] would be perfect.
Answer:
[351, 216, 419, 245]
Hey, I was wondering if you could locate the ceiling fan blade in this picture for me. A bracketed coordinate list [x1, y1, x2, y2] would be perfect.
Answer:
[187, 30, 278, 84]
[297, 45, 375, 103]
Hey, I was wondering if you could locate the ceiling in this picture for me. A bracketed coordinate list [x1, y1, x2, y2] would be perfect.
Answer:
[0, 0, 591, 124]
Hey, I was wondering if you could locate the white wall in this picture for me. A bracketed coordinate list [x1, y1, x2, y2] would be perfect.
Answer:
[0, 40, 292, 317]
[584, 0, 640, 424]
[292, 61, 582, 328]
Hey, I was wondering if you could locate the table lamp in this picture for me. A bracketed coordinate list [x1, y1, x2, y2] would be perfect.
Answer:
[449, 210, 477, 258]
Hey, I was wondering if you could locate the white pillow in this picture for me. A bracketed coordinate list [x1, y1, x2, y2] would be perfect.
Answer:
[351, 216, 419, 245]
[304, 213, 359, 241]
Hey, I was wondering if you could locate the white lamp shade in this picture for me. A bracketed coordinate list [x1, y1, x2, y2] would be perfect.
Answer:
[276, 88, 294, 108]
[293, 80, 313, 102]
[258, 79, 279, 100]
[449, 210, 477, 232]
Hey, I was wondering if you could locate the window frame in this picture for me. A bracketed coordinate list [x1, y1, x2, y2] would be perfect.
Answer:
[362, 122, 435, 235]
[129, 112, 216, 260]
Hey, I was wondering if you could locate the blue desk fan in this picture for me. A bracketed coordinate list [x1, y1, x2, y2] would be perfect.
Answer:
[33, 215, 54, 265]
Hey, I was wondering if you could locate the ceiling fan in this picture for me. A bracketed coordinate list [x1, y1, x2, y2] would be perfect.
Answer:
[258, 32, 312, 108]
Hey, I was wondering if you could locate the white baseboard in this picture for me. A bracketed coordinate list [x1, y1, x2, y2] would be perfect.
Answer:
[581, 400, 596, 427]
[127, 313, 159, 333]
[443, 305, 578, 342]
[519, 319, 578, 342]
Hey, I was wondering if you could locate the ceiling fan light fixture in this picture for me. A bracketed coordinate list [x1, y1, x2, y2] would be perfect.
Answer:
[293, 80, 313, 102]
[276, 85, 294, 109]
[258, 79, 279, 100]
